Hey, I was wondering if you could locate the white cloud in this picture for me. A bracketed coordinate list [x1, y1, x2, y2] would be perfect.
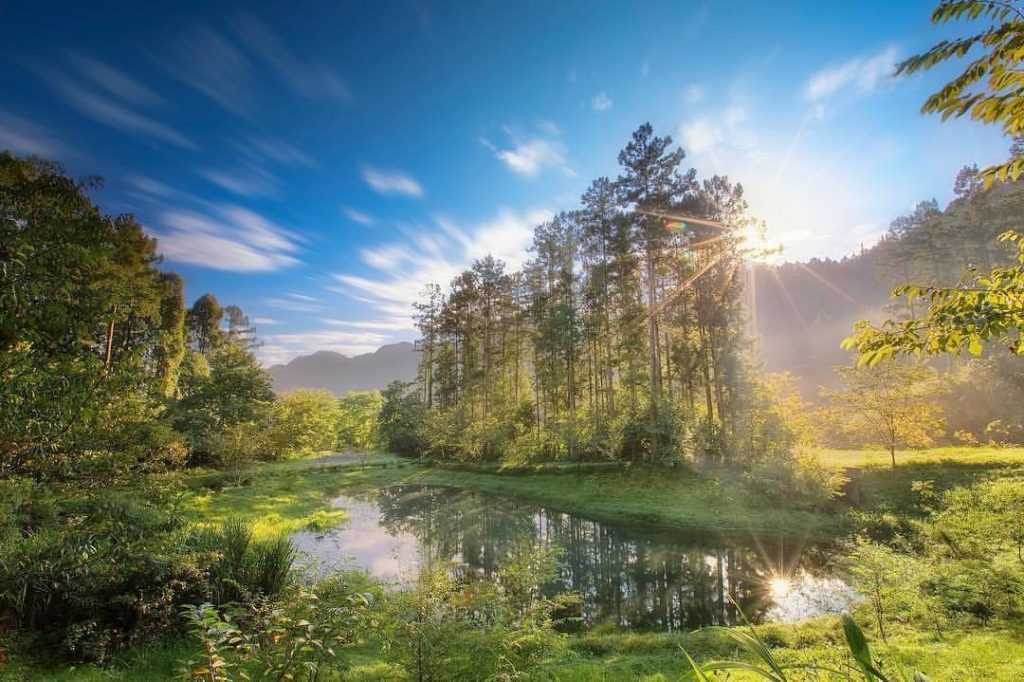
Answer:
[232, 13, 351, 102]
[243, 136, 315, 167]
[252, 317, 279, 325]
[361, 166, 424, 198]
[591, 92, 613, 111]
[265, 297, 322, 312]
[681, 117, 720, 155]
[486, 122, 572, 178]
[344, 207, 374, 225]
[69, 53, 163, 107]
[162, 25, 252, 114]
[0, 112, 64, 157]
[804, 45, 900, 101]
[536, 119, 561, 137]
[494, 138, 567, 177]
[154, 204, 301, 272]
[44, 68, 195, 149]
[333, 208, 551, 322]
[680, 105, 755, 159]
[200, 166, 278, 197]
[684, 84, 705, 105]
[325, 318, 416, 331]
[125, 174, 175, 198]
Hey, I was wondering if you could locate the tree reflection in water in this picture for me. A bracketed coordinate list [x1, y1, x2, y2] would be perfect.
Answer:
[296, 485, 846, 630]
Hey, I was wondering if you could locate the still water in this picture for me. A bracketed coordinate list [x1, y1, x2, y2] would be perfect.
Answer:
[292, 485, 855, 630]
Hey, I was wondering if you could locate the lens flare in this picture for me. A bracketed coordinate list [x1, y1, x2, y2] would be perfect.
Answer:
[769, 576, 792, 600]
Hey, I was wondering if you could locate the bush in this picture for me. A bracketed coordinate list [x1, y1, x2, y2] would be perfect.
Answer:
[0, 484, 292, 664]
[0, 485, 210, 662]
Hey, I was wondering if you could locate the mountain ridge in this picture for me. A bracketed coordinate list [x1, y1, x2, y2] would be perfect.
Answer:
[268, 341, 420, 395]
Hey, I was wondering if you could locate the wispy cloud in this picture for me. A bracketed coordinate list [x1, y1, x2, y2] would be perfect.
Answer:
[0, 112, 64, 157]
[591, 91, 613, 111]
[343, 207, 374, 225]
[325, 318, 415, 331]
[232, 13, 351, 102]
[265, 297, 322, 312]
[42, 64, 195, 149]
[242, 136, 315, 167]
[252, 317, 280, 325]
[69, 52, 163, 107]
[332, 207, 551, 321]
[125, 174, 176, 198]
[161, 25, 252, 115]
[483, 124, 572, 178]
[684, 84, 704, 105]
[200, 166, 279, 197]
[361, 166, 424, 198]
[804, 45, 900, 102]
[154, 204, 302, 272]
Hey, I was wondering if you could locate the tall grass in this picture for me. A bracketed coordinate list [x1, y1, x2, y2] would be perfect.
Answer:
[192, 518, 296, 603]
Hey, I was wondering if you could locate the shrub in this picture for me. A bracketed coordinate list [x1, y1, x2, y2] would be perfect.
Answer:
[0, 486, 210, 662]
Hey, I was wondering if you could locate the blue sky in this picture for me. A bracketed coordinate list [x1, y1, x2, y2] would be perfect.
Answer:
[0, 1, 1009, 364]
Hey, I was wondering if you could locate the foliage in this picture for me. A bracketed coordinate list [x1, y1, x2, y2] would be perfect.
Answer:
[845, 231, 1024, 363]
[843, 0, 1024, 366]
[0, 481, 210, 662]
[0, 154, 174, 477]
[682, 605, 928, 681]
[822, 364, 946, 467]
[896, 0, 1024, 187]
[190, 519, 296, 605]
[377, 381, 426, 457]
[172, 343, 276, 466]
[267, 389, 341, 459]
[179, 581, 371, 682]
[380, 544, 571, 681]
[335, 391, 383, 450]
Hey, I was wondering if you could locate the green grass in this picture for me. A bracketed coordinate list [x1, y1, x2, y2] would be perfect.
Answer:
[179, 446, 1024, 541]
[14, 447, 1024, 680]
[815, 446, 1024, 517]
[181, 459, 839, 540]
[1, 640, 194, 681]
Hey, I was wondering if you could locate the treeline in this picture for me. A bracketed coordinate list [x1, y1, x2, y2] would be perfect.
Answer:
[0, 153, 377, 480]
[383, 124, 794, 466]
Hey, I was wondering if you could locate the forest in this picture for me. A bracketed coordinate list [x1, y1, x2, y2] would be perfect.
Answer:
[3, 0, 1024, 680]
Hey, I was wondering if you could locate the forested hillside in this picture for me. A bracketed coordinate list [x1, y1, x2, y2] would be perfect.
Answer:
[755, 167, 1024, 399]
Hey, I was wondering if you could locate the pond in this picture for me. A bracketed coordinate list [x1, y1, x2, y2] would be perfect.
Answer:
[292, 485, 856, 630]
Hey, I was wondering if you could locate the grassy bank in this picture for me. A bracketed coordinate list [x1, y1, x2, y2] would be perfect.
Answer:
[182, 456, 838, 540]
[181, 446, 1024, 542]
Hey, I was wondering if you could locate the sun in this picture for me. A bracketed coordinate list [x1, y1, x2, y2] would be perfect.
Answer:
[769, 576, 792, 601]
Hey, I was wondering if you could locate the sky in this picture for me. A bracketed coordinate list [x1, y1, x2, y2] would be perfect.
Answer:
[0, 1, 1011, 365]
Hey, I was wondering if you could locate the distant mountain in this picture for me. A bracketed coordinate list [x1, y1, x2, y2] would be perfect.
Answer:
[268, 342, 420, 395]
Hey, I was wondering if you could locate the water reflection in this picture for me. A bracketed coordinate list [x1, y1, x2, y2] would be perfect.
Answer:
[292, 485, 854, 629]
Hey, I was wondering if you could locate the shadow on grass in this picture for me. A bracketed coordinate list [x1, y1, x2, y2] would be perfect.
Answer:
[856, 458, 1024, 513]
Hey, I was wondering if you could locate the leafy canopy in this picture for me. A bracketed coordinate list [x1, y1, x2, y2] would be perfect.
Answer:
[898, 0, 1024, 187]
